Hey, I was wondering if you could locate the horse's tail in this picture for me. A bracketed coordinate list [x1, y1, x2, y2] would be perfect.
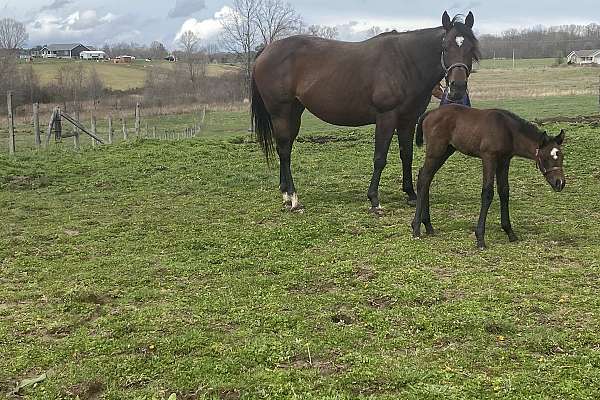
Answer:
[251, 73, 274, 162]
[416, 110, 433, 147]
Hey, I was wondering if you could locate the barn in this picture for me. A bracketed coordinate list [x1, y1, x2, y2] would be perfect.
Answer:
[41, 44, 90, 59]
[566, 49, 600, 65]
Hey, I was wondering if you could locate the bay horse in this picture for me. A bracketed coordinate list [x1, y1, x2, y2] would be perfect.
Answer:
[252, 12, 480, 213]
[412, 105, 566, 249]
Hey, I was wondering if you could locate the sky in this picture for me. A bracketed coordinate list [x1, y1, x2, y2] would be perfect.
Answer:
[2, 0, 599, 49]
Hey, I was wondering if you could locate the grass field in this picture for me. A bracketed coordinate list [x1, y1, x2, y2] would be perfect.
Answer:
[20, 59, 240, 91]
[2, 57, 600, 398]
[2, 109, 600, 398]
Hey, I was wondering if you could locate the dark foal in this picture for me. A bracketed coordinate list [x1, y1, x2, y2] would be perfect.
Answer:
[412, 105, 566, 249]
[252, 12, 480, 213]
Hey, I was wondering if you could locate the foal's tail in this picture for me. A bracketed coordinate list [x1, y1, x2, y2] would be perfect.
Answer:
[415, 110, 433, 147]
[251, 74, 275, 163]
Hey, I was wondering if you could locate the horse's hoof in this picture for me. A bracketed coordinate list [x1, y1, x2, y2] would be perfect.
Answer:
[508, 234, 518, 243]
[477, 242, 487, 250]
[425, 228, 435, 236]
[290, 204, 305, 213]
[369, 207, 384, 217]
[406, 198, 417, 207]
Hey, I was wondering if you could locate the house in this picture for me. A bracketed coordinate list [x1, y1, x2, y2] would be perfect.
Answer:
[567, 49, 600, 65]
[113, 55, 136, 64]
[41, 43, 90, 59]
[80, 50, 107, 60]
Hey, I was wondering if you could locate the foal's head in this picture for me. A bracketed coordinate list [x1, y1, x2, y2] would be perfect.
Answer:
[537, 129, 566, 192]
[441, 11, 480, 101]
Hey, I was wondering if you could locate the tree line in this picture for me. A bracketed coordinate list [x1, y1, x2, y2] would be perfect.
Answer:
[479, 23, 600, 59]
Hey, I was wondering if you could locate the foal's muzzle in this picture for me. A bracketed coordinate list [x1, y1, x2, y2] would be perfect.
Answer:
[551, 177, 566, 192]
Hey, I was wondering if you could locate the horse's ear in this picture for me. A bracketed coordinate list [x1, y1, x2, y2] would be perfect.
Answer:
[465, 11, 474, 29]
[556, 129, 565, 145]
[442, 11, 452, 31]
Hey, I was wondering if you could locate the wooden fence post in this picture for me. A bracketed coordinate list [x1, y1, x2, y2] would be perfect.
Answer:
[45, 107, 56, 147]
[135, 102, 141, 137]
[108, 115, 113, 144]
[91, 114, 97, 146]
[122, 117, 128, 140]
[33, 102, 41, 149]
[7, 92, 15, 155]
[153, 126, 157, 139]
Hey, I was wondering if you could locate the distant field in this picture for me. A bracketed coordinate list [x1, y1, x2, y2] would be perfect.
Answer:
[20, 59, 241, 91]
[477, 58, 557, 70]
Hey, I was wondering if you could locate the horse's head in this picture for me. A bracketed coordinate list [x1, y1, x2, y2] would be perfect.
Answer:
[537, 129, 566, 192]
[441, 11, 480, 101]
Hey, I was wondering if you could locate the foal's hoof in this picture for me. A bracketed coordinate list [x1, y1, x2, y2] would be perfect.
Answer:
[508, 233, 519, 243]
[406, 197, 417, 207]
[477, 241, 487, 251]
[369, 206, 384, 217]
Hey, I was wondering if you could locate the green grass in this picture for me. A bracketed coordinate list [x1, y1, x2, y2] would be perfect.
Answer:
[1, 104, 600, 398]
[20, 59, 239, 90]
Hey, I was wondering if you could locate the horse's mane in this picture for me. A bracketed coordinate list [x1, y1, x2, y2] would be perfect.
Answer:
[496, 109, 548, 143]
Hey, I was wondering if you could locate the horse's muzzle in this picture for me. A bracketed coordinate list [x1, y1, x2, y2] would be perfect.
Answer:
[551, 177, 566, 192]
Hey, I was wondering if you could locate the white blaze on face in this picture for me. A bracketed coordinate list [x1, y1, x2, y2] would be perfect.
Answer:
[455, 36, 465, 47]
[551, 148, 560, 160]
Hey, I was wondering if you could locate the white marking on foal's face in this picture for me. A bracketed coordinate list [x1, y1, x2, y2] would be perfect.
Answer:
[455, 36, 465, 47]
[551, 148, 560, 160]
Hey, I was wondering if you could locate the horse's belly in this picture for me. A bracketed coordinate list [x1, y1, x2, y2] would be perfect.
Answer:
[300, 97, 375, 127]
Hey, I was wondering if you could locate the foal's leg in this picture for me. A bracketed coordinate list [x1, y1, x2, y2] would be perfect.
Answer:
[396, 124, 417, 206]
[496, 158, 518, 242]
[422, 146, 455, 234]
[475, 157, 498, 249]
[367, 113, 396, 215]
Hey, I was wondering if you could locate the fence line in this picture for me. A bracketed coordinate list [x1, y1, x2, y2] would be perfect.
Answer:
[4, 95, 207, 155]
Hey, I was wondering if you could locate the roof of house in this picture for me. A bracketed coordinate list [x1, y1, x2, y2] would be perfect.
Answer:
[569, 49, 600, 57]
[43, 43, 89, 51]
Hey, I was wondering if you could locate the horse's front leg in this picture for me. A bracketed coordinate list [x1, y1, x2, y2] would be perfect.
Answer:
[496, 158, 518, 242]
[397, 124, 417, 206]
[367, 113, 396, 215]
[475, 157, 498, 249]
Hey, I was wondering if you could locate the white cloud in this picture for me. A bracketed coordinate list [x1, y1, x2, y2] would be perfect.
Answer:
[174, 6, 232, 43]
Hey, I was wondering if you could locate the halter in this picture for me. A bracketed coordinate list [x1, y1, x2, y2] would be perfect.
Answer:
[535, 148, 563, 176]
[441, 36, 471, 84]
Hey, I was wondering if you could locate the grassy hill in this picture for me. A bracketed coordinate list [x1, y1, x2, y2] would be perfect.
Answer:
[20, 59, 241, 91]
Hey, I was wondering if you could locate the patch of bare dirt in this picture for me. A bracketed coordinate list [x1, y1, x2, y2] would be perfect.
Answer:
[64, 379, 105, 400]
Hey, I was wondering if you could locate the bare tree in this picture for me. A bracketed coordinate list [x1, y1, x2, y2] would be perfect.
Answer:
[306, 25, 339, 40]
[256, 0, 303, 45]
[178, 30, 205, 83]
[150, 40, 168, 59]
[220, 0, 262, 99]
[365, 26, 382, 39]
[0, 18, 28, 51]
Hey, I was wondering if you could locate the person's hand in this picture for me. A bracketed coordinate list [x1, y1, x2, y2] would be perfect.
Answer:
[432, 83, 444, 100]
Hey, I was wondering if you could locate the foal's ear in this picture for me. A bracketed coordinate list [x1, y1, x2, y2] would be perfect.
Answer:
[442, 11, 452, 31]
[465, 11, 474, 29]
[555, 129, 565, 145]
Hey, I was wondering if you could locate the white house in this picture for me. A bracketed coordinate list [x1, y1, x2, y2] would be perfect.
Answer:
[80, 50, 107, 60]
[567, 49, 600, 65]
[41, 44, 90, 59]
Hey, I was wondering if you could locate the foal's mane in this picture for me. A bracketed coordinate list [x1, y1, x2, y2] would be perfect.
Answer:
[496, 109, 548, 143]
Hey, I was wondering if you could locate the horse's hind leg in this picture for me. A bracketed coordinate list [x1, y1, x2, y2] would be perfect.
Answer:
[496, 158, 518, 242]
[397, 122, 417, 206]
[273, 101, 304, 211]
[412, 146, 453, 237]
[422, 146, 455, 234]
[367, 113, 396, 215]
[475, 157, 498, 249]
